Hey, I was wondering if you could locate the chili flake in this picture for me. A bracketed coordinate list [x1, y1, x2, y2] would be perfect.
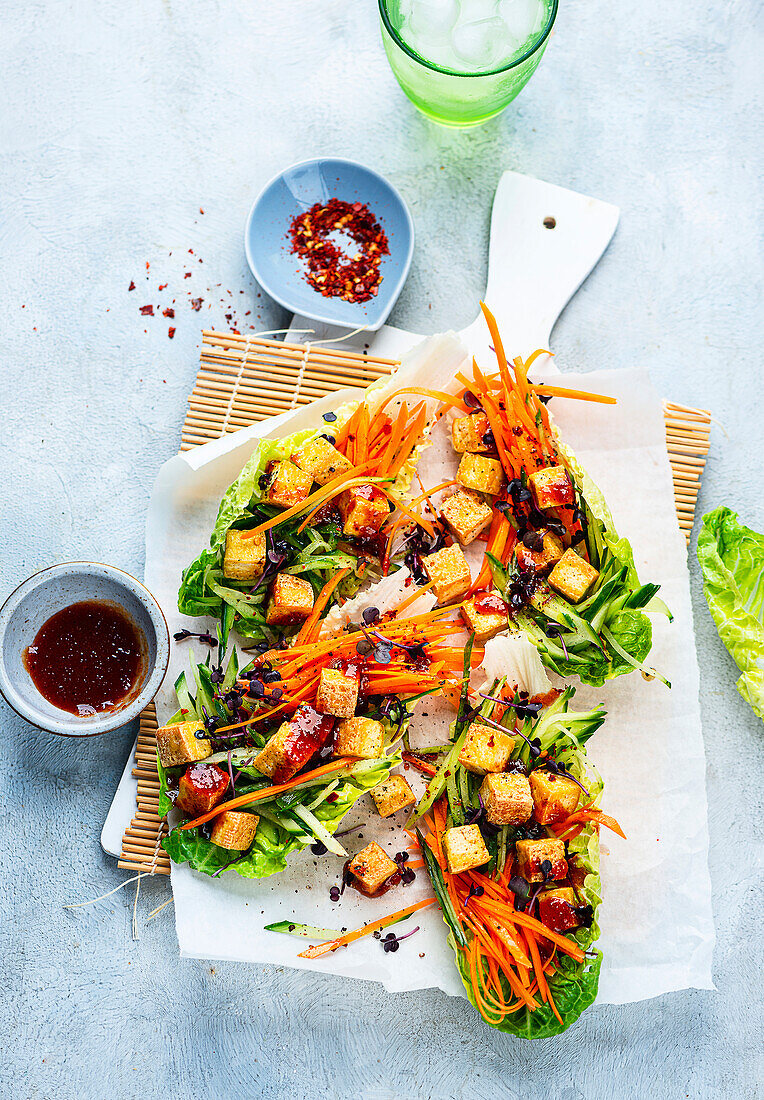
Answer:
[168, 326, 176, 339]
[288, 198, 389, 304]
[191, 298, 203, 311]
[139, 304, 154, 316]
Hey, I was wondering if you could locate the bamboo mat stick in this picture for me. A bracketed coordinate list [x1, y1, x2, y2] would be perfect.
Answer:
[122, 336, 713, 877]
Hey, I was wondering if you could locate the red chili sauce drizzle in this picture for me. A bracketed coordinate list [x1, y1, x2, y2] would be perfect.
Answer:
[23, 600, 146, 716]
[284, 705, 335, 767]
[472, 592, 508, 616]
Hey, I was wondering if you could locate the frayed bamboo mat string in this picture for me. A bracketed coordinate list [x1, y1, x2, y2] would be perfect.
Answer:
[119, 337, 712, 892]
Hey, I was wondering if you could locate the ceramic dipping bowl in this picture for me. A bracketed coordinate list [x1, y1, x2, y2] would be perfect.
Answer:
[0, 562, 169, 737]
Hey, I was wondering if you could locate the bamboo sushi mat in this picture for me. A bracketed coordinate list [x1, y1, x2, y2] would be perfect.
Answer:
[118, 333, 711, 877]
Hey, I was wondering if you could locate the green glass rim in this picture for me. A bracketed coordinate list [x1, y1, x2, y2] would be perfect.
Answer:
[378, 0, 559, 78]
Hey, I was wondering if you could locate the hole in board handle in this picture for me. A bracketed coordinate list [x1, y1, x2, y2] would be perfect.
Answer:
[543, 216, 556, 229]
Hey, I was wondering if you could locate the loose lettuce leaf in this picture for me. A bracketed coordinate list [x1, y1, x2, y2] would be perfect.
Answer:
[697, 506, 764, 720]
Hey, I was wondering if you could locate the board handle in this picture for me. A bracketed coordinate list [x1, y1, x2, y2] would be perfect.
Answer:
[461, 170, 619, 369]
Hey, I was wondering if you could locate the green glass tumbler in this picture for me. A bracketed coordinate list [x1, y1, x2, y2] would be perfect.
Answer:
[379, 0, 558, 127]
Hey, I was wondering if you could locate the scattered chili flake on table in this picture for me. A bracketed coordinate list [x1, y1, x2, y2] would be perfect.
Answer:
[139, 304, 154, 316]
[128, 281, 135, 291]
[288, 198, 389, 304]
[168, 326, 176, 339]
[163, 307, 175, 318]
[191, 298, 203, 311]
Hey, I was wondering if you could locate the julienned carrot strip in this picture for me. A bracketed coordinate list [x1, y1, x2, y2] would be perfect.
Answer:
[531, 384, 617, 405]
[557, 807, 626, 839]
[395, 579, 436, 616]
[295, 568, 350, 645]
[478, 898, 585, 960]
[245, 467, 376, 538]
[178, 758, 355, 831]
[379, 487, 435, 537]
[378, 401, 408, 472]
[297, 898, 436, 959]
[401, 751, 437, 777]
[479, 302, 508, 375]
[523, 348, 553, 372]
[388, 405, 428, 477]
[376, 386, 465, 415]
[354, 402, 370, 464]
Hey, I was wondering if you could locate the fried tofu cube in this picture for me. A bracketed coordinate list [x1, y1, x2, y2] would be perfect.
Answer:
[266, 460, 314, 509]
[293, 437, 353, 486]
[156, 720, 211, 768]
[334, 716, 385, 759]
[515, 837, 568, 883]
[315, 667, 359, 718]
[348, 841, 398, 895]
[371, 774, 417, 818]
[528, 464, 574, 510]
[480, 772, 534, 826]
[443, 824, 490, 875]
[538, 887, 581, 933]
[253, 708, 334, 784]
[514, 530, 565, 576]
[440, 488, 493, 546]
[265, 572, 314, 625]
[252, 722, 297, 783]
[422, 544, 471, 604]
[461, 590, 508, 643]
[451, 412, 491, 454]
[529, 769, 581, 824]
[338, 484, 390, 539]
[458, 721, 515, 774]
[209, 810, 259, 851]
[457, 453, 505, 496]
[548, 548, 600, 603]
[222, 528, 267, 581]
[176, 761, 230, 818]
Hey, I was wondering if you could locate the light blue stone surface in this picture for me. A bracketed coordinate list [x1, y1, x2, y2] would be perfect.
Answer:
[1, 2, 761, 1097]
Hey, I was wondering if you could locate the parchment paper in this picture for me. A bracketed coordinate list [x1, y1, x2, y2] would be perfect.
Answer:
[144, 334, 714, 1004]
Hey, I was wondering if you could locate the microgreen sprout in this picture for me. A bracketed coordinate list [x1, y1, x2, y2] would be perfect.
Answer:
[174, 629, 217, 647]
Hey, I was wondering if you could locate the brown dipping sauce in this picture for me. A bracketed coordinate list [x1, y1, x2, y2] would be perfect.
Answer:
[24, 600, 146, 716]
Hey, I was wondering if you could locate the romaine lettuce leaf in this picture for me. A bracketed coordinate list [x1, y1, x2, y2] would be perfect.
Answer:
[697, 506, 764, 720]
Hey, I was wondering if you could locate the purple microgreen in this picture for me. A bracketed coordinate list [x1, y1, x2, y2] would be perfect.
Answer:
[479, 691, 542, 722]
[508, 874, 530, 900]
[226, 749, 235, 794]
[362, 607, 380, 624]
[329, 885, 340, 901]
[381, 926, 420, 952]
[463, 390, 482, 409]
[462, 882, 485, 908]
[173, 629, 217, 647]
[211, 851, 249, 877]
[536, 758, 590, 797]
[356, 638, 374, 656]
[322, 411, 337, 423]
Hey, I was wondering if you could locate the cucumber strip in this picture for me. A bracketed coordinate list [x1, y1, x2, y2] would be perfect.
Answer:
[265, 921, 343, 940]
[417, 829, 467, 948]
[290, 805, 348, 856]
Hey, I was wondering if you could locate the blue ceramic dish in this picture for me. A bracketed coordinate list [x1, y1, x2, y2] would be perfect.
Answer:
[244, 157, 414, 330]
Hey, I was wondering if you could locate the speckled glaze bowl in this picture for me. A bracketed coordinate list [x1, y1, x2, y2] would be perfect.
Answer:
[0, 562, 169, 737]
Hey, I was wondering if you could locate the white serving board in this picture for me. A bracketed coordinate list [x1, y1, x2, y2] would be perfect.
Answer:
[101, 170, 619, 858]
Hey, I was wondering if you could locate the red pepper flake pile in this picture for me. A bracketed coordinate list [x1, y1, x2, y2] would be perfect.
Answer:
[288, 198, 389, 304]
